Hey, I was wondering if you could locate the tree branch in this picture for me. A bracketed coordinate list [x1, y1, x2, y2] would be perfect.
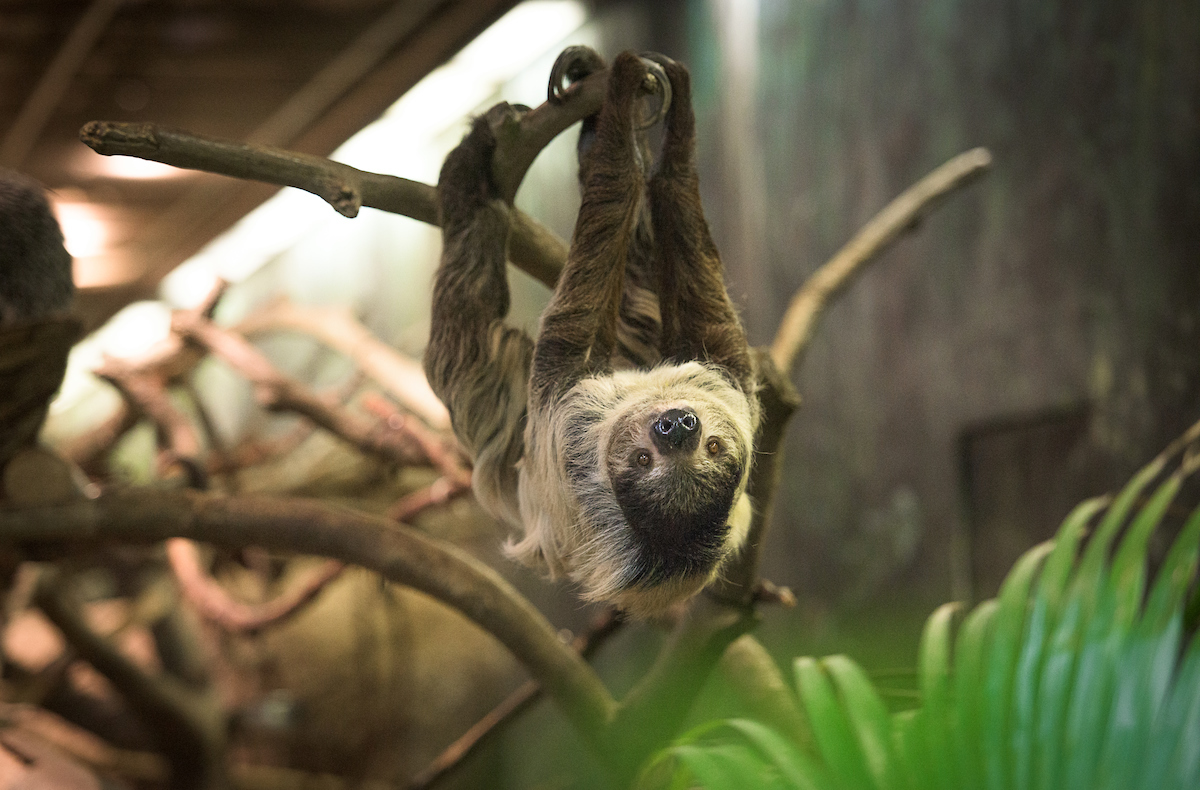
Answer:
[236, 299, 450, 430]
[34, 569, 226, 790]
[770, 147, 993, 375]
[165, 539, 344, 633]
[172, 311, 429, 468]
[1, 489, 618, 742]
[409, 608, 623, 790]
[79, 121, 570, 288]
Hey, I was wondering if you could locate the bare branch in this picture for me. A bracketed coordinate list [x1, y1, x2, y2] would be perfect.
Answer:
[80, 121, 372, 218]
[1, 490, 618, 740]
[409, 608, 622, 790]
[0, 703, 169, 782]
[360, 393, 466, 482]
[173, 311, 428, 468]
[489, 68, 607, 202]
[59, 401, 139, 477]
[166, 539, 344, 633]
[34, 570, 226, 790]
[237, 299, 450, 430]
[79, 121, 570, 287]
[387, 477, 471, 522]
[94, 357, 205, 485]
[771, 148, 993, 374]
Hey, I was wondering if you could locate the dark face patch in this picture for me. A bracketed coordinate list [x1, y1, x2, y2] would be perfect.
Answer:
[610, 454, 744, 586]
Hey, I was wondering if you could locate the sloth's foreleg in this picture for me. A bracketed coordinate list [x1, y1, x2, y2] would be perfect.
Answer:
[530, 52, 651, 407]
[425, 113, 532, 526]
[647, 59, 755, 392]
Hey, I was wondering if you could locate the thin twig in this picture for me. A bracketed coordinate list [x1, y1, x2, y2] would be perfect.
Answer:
[58, 401, 139, 478]
[387, 477, 472, 522]
[94, 357, 206, 486]
[771, 148, 993, 375]
[360, 393, 467, 483]
[165, 539, 345, 633]
[409, 608, 623, 790]
[173, 311, 428, 468]
[236, 299, 450, 430]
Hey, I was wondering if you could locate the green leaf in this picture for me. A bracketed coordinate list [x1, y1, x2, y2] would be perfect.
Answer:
[717, 719, 832, 790]
[794, 656, 875, 790]
[917, 602, 960, 790]
[1109, 473, 1181, 626]
[1060, 473, 1181, 790]
[1159, 637, 1200, 789]
[825, 655, 901, 790]
[1037, 498, 1109, 612]
[666, 742, 779, 790]
[1033, 463, 1162, 790]
[889, 710, 922, 790]
[953, 599, 999, 787]
[982, 541, 1054, 790]
[1072, 456, 1164, 620]
[1016, 498, 1101, 790]
[1141, 504, 1200, 630]
[1095, 616, 1183, 790]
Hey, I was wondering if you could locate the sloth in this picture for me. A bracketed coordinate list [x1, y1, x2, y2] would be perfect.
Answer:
[0, 169, 74, 326]
[424, 50, 759, 617]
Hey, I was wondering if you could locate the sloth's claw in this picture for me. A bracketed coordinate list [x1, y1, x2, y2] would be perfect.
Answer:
[548, 45, 606, 104]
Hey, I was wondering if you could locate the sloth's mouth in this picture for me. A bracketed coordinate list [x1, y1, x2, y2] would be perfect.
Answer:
[611, 466, 739, 586]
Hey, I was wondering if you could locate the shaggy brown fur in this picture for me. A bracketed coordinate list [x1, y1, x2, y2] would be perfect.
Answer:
[0, 169, 73, 325]
[425, 51, 759, 617]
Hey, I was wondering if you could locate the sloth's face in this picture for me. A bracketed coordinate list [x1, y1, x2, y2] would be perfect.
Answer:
[603, 399, 749, 586]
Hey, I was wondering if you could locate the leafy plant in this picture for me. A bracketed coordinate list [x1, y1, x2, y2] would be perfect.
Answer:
[644, 441, 1200, 790]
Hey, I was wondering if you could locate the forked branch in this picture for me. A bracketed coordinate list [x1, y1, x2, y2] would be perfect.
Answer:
[771, 147, 993, 374]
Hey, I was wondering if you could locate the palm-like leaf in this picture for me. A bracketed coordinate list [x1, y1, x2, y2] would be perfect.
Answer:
[644, 443, 1200, 790]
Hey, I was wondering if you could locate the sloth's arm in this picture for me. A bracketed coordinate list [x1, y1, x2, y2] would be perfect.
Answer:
[648, 60, 754, 393]
[529, 53, 649, 408]
[425, 117, 531, 515]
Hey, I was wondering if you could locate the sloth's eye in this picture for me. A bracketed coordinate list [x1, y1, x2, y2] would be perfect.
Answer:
[635, 450, 652, 467]
[706, 438, 721, 456]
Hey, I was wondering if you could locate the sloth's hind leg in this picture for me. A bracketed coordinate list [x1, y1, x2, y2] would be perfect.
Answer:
[426, 111, 533, 527]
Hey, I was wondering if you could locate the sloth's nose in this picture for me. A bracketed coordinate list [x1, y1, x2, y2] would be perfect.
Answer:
[652, 408, 701, 452]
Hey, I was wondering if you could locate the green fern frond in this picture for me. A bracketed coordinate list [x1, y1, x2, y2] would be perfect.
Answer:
[645, 444, 1200, 790]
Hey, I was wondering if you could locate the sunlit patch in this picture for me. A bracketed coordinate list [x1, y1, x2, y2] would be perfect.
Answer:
[53, 200, 107, 258]
[159, 0, 589, 310]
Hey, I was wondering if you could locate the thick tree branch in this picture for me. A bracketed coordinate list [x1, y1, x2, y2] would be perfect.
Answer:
[771, 147, 993, 375]
[0, 490, 618, 741]
[489, 67, 607, 202]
